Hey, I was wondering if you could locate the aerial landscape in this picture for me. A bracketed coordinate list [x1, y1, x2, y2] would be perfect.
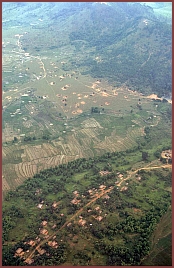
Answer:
[2, 2, 172, 266]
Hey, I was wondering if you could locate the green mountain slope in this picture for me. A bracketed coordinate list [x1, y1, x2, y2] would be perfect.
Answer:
[68, 3, 171, 96]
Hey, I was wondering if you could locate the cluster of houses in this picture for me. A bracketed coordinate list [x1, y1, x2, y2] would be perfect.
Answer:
[19, 171, 129, 262]
[99, 170, 111, 176]
[15, 217, 59, 263]
[161, 150, 172, 159]
[120, 186, 128, 192]
[160, 150, 172, 164]
[71, 190, 81, 205]
[75, 205, 105, 227]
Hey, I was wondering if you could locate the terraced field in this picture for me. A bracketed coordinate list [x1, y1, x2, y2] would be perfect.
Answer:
[2, 114, 145, 194]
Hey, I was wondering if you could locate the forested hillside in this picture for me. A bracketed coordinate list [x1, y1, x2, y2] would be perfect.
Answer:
[68, 3, 172, 96]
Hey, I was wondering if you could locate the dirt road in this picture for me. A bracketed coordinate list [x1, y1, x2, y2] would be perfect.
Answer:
[117, 163, 172, 186]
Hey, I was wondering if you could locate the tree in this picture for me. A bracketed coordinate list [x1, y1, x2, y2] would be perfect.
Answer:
[142, 151, 148, 161]
[13, 137, 18, 142]
[154, 149, 161, 158]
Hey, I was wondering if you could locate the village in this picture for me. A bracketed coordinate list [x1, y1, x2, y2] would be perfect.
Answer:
[11, 150, 172, 265]
[14, 169, 128, 264]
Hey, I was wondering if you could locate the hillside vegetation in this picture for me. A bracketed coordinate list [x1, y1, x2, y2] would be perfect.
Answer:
[2, 2, 172, 266]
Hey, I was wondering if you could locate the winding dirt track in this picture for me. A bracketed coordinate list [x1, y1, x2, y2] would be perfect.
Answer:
[24, 163, 172, 263]
[117, 163, 172, 186]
